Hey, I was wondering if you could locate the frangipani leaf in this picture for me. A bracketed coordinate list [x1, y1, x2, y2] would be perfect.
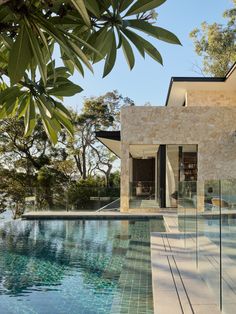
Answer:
[126, 0, 166, 16]
[119, 0, 135, 12]
[8, 24, 32, 85]
[37, 101, 59, 145]
[71, 0, 91, 26]
[18, 94, 30, 118]
[122, 28, 145, 57]
[24, 97, 36, 136]
[121, 34, 135, 69]
[48, 82, 83, 97]
[85, 0, 100, 17]
[24, 20, 47, 85]
[103, 31, 117, 77]
[126, 20, 181, 45]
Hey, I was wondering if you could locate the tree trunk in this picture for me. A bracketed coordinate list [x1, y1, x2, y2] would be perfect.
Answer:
[82, 146, 87, 180]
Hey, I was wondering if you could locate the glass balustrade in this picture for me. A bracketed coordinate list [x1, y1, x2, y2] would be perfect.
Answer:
[177, 179, 236, 312]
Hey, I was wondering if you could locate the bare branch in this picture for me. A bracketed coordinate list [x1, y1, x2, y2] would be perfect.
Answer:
[0, 0, 11, 4]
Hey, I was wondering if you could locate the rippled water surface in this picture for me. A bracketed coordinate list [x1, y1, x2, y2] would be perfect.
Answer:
[0, 219, 164, 314]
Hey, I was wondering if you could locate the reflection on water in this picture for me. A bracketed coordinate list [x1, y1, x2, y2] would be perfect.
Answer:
[0, 219, 164, 314]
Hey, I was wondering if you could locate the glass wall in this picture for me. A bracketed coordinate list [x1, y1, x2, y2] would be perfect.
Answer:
[166, 144, 198, 208]
[128, 144, 198, 210]
[166, 145, 179, 207]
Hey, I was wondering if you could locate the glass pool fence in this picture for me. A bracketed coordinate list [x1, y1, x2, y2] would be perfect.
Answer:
[0, 186, 120, 215]
[178, 179, 236, 313]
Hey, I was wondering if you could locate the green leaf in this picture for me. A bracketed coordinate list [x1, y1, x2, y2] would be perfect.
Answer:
[54, 101, 71, 118]
[122, 28, 145, 57]
[138, 36, 163, 64]
[111, 0, 119, 11]
[59, 27, 101, 61]
[123, 29, 163, 64]
[0, 34, 13, 49]
[71, 0, 91, 26]
[48, 82, 83, 97]
[0, 50, 8, 64]
[85, 0, 100, 17]
[0, 92, 22, 119]
[38, 95, 54, 118]
[18, 94, 30, 118]
[103, 31, 117, 77]
[121, 34, 135, 69]
[8, 24, 32, 85]
[69, 41, 93, 72]
[53, 109, 74, 136]
[126, 0, 166, 16]
[24, 20, 47, 85]
[126, 20, 181, 45]
[32, 13, 85, 76]
[0, 86, 22, 105]
[87, 27, 109, 63]
[62, 58, 75, 75]
[153, 26, 182, 45]
[37, 101, 58, 145]
[47, 67, 70, 82]
[119, 0, 135, 12]
[24, 97, 36, 136]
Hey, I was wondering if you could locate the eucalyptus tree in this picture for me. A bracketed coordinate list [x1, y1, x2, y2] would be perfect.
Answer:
[67, 91, 127, 180]
[190, 0, 236, 76]
[0, 0, 181, 143]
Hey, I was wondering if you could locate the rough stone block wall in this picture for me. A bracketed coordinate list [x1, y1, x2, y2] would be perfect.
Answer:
[120, 106, 236, 212]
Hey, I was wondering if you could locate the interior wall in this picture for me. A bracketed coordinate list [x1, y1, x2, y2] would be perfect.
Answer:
[132, 158, 155, 182]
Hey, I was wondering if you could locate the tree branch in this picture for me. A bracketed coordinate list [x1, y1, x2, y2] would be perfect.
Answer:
[0, 0, 11, 4]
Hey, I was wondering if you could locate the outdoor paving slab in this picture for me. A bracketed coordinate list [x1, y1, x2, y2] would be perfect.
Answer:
[192, 304, 221, 313]
[151, 226, 221, 314]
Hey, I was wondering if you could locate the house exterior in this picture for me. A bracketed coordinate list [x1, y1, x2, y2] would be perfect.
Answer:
[96, 63, 236, 212]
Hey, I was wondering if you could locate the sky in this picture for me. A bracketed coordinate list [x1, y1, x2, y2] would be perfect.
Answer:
[62, 0, 233, 111]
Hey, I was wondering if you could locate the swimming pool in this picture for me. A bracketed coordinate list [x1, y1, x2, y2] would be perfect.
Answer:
[0, 218, 165, 314]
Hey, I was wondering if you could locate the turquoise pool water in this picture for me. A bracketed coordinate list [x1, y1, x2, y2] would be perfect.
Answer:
[0, 218, 164, 314]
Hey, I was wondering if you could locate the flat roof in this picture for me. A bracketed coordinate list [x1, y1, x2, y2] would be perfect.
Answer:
[165, 61, 236, 107]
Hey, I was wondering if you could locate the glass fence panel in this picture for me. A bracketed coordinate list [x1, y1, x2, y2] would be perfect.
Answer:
[221, 179, 236, 313]
[197, 180, 221, 309]
[178, 181, 197, 255]
[23, 186, 120, 213]
[129, 181, 158, 209]
[177, 179, 236, 311]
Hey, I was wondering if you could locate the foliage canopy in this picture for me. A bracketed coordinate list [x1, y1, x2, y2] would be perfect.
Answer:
[190, 0, 236, 76]
[0, 0, 180, 143]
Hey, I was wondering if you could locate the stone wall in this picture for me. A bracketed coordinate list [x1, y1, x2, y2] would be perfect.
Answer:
[187, 90, 236, 107]
[120, 106, 236, 212]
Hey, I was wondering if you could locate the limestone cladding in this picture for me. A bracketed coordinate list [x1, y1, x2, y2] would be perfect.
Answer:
[187, 90, 236, 107]
[120, 105, 236, 211]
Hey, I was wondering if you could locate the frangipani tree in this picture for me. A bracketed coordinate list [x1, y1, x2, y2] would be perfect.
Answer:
[0, 0, 181, 144]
